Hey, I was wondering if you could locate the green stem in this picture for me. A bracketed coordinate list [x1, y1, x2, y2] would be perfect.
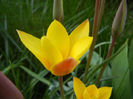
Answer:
[53, 0, 64, 22]
[83, 0, 100, 83]
[58, 76, 65, 99]
[96, 35, 117, 85]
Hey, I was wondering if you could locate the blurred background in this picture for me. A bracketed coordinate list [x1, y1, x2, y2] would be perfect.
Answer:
[0, 0, 133, 99]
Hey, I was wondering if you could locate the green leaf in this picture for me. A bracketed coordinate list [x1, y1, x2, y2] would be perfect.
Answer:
[90, 51, 103, 66]
[128, 39, 133, 98]
[101, 66, 113, 86]
[20, 66, 51, 86]
[112, 41, 131, 99]
[2, 57, 27, 74]
[85, 40, 127, 83]
[26, 69, 49, 93]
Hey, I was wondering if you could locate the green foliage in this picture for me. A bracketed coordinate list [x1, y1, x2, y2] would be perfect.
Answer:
[0, 0, 133, 98]
[129, 39, 133, 98]
[20, 66, 51, 86]
[86, 40, 127, 84]
[112, 41, 131, 99]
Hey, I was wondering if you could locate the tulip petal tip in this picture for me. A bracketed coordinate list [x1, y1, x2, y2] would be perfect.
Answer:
[16, 29, 19, 33]
[85, 18, 89, 22]
[16, 29, 22, 35]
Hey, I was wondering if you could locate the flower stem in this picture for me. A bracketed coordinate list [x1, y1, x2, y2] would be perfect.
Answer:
[97, 0, 105, 30]
[83, 0, 101, 83]
[53, 0, 64, 22]
[58, 76, 65, 99]
[96, 35, 117, 85]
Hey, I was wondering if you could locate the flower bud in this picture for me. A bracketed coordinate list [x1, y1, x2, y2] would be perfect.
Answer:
[53, 0, 64, 22]
[112, 0, 127, 37]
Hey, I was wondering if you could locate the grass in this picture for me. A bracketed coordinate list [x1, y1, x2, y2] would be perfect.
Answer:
[0, 0, 133, 99]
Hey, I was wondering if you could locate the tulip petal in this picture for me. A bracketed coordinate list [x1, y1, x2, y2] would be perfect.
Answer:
[98, 87, 112, 99]
[70, 37, 93, 60]
[46, 20, 69, 58]
[85, 85, 99, 98]
[70, 19, 89, 48]
[73, 77, 86, 99]
[51, 57, 77, 76]
[17, 30, 49, 69]
[41, 36, 63, 70]
[83, 89, 91, 99]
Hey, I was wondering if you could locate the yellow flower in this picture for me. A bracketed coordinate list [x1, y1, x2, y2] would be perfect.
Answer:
[17, 19, 93, 76]
[73, 77, 112, 99]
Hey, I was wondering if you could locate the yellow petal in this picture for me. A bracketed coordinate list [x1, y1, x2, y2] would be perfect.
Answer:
[83, 89, 91, 99]
[51, 57, 77, 76]
[17, 30, 49, 69]
[46, 20, 69, 59]
[69, 37, 93, 60]
[70, 19, 89, 49]
[71, 60, 81, 72]
[85, 85, 99, 99]
[98, 87, 112, 99]
[73, 77, 86, 99]
[41, 36, 63, 70]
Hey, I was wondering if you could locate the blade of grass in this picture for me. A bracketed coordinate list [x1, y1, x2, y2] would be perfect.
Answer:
[26, 69, 49, 95]
[20, 66, 51, 86]
[2, 56, 27, 74]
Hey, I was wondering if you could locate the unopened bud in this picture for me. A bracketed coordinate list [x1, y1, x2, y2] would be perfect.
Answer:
[112, 0, 127, 36]
[53, 0, 64, 22]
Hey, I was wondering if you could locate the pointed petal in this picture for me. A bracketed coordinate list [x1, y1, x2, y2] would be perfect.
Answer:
[70, 19, 89, 48]
[85, 85, 99, 98]
[69, 37, 93, 60]
[46, 20, 69, 58]
[83, 89, 91, 99]
[98, 87, 112, 99]
[17, 30, 49, 69]
[73, 77, 86, 99]
[41, 36, 63, 70]
[51, 57, 77, 76]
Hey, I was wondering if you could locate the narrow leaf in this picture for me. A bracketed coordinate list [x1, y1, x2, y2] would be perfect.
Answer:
[112, 41, 131, 99]
[20, 66, 51, 86]
[128, 39, 133, 98]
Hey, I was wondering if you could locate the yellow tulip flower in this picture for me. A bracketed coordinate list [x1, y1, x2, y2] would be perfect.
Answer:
[17, 19, 93, 76]
[73, 77, 112, 99]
